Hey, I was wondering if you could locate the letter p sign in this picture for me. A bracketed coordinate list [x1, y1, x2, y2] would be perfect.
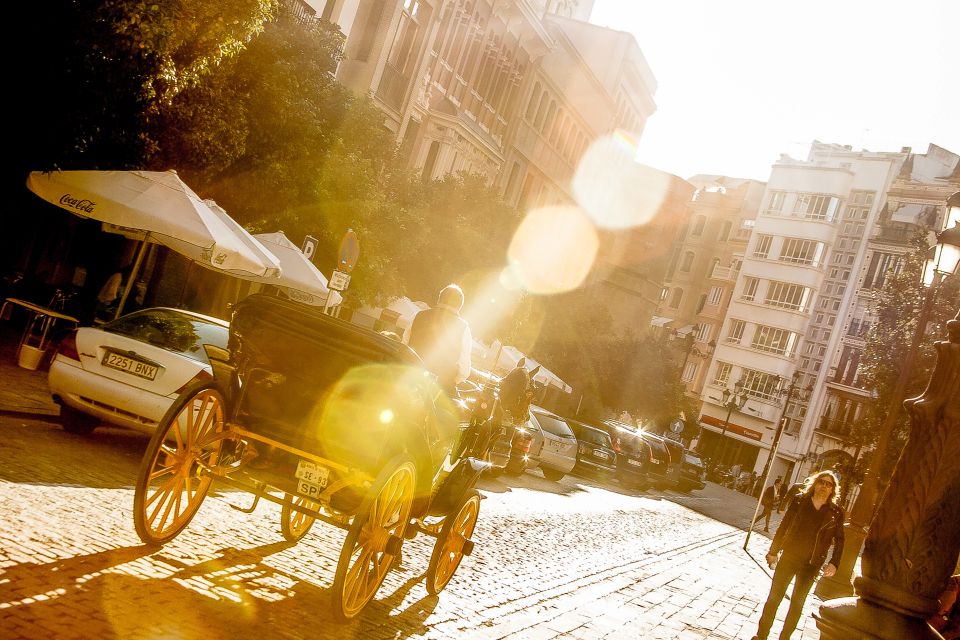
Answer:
[301, 235, 318, 262]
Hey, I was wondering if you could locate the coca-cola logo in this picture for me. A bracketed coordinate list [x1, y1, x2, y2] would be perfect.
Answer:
[59, 194, 96, 214]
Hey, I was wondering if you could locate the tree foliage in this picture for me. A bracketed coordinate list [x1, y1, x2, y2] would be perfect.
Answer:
[859, 231, 960, 474]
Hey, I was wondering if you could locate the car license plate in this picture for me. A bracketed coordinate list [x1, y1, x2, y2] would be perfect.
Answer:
[295, 459, 329, 498]
[594, 449, 609, 460]
[627, 458, 642, 466]
[102, 351, 158, 380]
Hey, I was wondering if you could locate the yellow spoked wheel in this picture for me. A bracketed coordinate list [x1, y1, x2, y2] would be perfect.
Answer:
[134, 382, 225, 545]
[281, 494, 318, 542]
[331, 456, 416, 622]
[425, 489, 480, 595]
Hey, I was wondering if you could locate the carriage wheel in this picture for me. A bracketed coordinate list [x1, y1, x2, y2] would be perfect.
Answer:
[425, 489, 481, 595]
[134, 382, 225, 545]
[280, 494, 318, 542]
[331, 456, 417, 621]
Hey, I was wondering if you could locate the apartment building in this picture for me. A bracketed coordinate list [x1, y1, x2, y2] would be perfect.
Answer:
[654, 176, 766, 407]
[809, 143, 960, 479]
[698, 142, 911, 483]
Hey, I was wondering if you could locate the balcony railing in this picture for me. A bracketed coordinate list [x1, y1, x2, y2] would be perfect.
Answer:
[710, 265, 736, 281]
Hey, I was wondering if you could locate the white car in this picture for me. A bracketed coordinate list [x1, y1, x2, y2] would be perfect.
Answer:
[528, 407, 578, 482]
[48, 307, 230, 435]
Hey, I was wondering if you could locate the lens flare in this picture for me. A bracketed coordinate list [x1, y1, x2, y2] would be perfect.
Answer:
[506, 205, 598, 294]
[573, 131, 671, 229]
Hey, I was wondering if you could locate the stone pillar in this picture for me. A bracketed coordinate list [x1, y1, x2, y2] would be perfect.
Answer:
[817, 310, 960, 639]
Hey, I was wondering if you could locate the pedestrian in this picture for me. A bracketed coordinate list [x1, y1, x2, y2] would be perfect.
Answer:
[751, 470, 845, 640]
[406, 283, 473, 394]
[95, 264, 133, 322]
[779, 481, 802, 513]
[755, 477, 782, 532]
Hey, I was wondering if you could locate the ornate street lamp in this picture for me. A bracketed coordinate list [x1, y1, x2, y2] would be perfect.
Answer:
[745, 370, 809, 547]
[817, 192, 960, 639]
[716, 378, 749, 462]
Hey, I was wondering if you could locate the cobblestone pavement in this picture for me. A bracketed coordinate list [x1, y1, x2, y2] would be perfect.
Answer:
[0, 410, 825, 640]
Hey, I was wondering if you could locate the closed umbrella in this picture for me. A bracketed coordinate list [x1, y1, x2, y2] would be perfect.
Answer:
[253, 232, 342, 307]
[26, 169, 281, 317]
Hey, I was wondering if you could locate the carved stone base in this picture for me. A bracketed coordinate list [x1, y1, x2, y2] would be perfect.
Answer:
[816, 596, 941, 640]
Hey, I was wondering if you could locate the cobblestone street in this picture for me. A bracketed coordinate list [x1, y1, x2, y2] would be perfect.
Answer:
[0, 410, 823, 640]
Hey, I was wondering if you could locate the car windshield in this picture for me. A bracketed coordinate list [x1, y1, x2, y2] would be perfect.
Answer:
[578, 426, 611, 447]
[685, 453, 703, 466]
[534, 412, 574, 438]
[104, 309, 229, 364]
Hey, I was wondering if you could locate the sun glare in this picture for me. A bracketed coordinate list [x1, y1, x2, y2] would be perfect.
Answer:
[505, 205, 598, 294]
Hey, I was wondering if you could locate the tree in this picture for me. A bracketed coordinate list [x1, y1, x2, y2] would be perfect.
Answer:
[859, 232, 960, 476]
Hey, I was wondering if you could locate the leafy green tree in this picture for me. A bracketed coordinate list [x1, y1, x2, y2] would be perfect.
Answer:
[859, 232, 960, 476]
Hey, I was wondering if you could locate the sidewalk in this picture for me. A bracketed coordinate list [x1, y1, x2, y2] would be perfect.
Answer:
[0, 325, 60, 419]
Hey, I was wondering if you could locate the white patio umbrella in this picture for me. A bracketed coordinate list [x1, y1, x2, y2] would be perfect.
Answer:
[253, 232, 342, 307]
[26, 169, 282, 317]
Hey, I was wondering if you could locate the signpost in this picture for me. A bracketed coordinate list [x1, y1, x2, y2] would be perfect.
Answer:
[301, 235, 318, 262]
[323, 229, 359, 315]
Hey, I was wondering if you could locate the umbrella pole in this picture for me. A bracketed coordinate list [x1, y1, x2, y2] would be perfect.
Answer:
[114, 239, 149, 320]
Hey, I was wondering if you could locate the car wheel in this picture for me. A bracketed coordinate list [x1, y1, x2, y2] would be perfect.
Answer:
[542, 467, 565, 482]
[60, 405, 98, 435]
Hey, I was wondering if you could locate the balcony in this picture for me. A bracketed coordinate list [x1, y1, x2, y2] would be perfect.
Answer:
[710, 265, 737, 281]
[817, 417, 854, 440]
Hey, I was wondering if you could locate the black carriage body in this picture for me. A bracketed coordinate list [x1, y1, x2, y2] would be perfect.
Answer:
[225, 295, 471, 514]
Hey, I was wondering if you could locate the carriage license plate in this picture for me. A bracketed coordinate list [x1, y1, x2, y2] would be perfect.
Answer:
[102, 350, 158, 380]
[295, 460, 329, 498]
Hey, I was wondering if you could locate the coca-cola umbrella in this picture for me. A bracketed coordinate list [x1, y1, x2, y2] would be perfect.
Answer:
[26, 169, 282, 318]
[253, 232, 342, 307]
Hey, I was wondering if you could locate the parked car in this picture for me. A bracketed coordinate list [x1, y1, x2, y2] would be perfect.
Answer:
[565, 418, 617, 480]
[527, 407, 577, 481]
[637, 432, 674, 489]
[600, 423, 653, 489]
[48, 307, 230, 435]
[489, 417, 542, 476]
[678, 450, 707, 492]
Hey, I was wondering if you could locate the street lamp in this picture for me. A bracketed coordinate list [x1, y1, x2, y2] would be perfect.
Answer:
[817, 192, 960, 601]
[817, 192, 960, 639]
[744, 371, 810, 546]
[716, 378, 749, 463]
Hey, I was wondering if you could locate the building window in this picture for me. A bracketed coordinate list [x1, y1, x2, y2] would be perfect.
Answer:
[863, 252, 903, 289]
[719, 220, 732, 241]
[780, 238, 825, 266]
[713, 362, 733, 386]
[669, 288, 683, 308]
[691, 215, 706, 237]
[741, 368, 781, 401]
[726, 319, 745, 344]
[753, 234, 773, 259]
[682, 361, 698, 382]
[708, 286, 723, 305]
[695, 323, 712, 343]
[680, 251, 695, 272]
[794, 193, 841, 221]
[696, 293, 707, 313]
[751, 325, 799, 357]
[765, 281, 812, 312]
[741, 277, 759, 302]
[767, 190, 786, 213]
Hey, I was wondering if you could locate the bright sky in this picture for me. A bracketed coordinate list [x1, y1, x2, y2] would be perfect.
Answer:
[590, 0, 960, 182]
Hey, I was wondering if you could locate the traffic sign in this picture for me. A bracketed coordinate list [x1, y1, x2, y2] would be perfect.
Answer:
[670, 418, 684, 433]
[337, 229, 360, 273]
[329, 269, 351, 291]
[301, 235, 318, 261]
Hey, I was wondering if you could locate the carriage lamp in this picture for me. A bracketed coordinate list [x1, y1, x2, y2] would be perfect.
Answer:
[921, 191, 960, 286]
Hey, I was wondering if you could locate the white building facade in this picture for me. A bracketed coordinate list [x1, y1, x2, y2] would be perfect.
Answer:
[697, 142, 907, 484]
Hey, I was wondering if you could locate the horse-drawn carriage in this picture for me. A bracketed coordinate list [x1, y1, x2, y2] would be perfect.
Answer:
[131, 294, 487, 620]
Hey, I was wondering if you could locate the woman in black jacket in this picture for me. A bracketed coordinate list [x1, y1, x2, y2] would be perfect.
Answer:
[751, 470, 845, 640]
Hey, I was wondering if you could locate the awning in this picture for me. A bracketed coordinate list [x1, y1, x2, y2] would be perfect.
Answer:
[650, 316, 674, 328]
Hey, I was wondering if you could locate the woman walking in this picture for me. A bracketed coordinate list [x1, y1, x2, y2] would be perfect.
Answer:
[751, 470, 845, 640]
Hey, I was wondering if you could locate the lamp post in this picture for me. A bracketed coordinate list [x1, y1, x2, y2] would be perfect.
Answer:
[716, 378, 749, 464]
[816, 192, 960, 639]
[816, 194, 960, 601]
[745, 370, 807, 548]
